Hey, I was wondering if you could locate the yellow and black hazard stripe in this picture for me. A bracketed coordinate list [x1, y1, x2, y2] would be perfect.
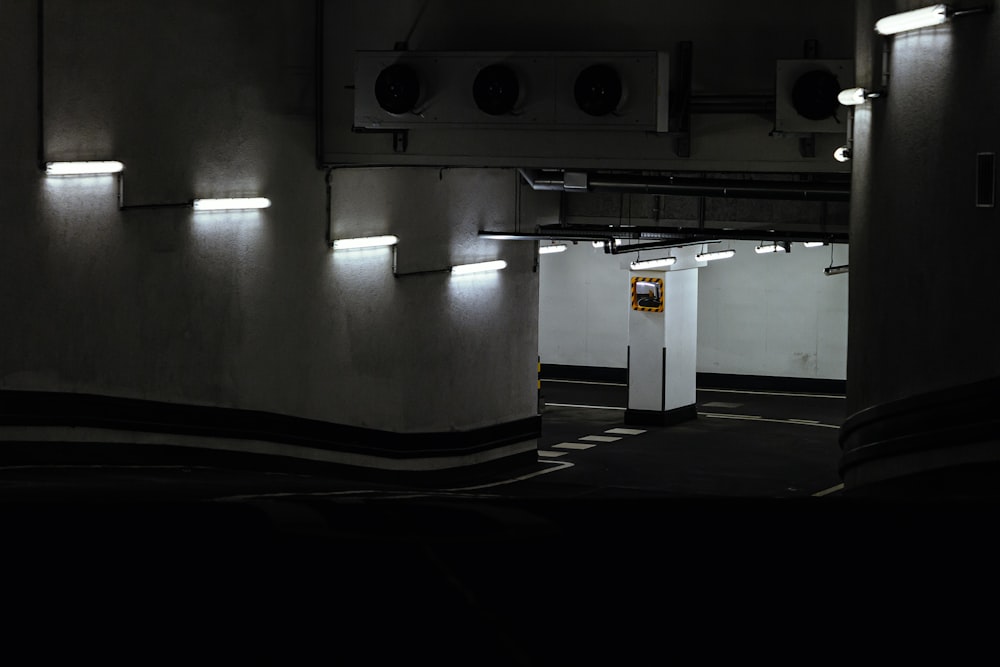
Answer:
[631, 276, 665, 312]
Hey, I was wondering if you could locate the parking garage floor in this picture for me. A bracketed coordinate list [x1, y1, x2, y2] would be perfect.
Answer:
[5, 380, 999, 664]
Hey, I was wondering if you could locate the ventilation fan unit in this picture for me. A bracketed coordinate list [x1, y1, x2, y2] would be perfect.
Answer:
[774, 59, 853, 133]
[353, 51, 669, 132]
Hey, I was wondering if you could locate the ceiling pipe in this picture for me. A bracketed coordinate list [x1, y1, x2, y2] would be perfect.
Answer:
[690, 94, 775, 115]
[517, 168, 565, 191]
[518, 168, 850, 202]
[480, 225, 847, 245]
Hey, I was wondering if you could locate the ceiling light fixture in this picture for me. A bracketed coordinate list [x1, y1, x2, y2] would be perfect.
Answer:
[192, 197, 271, 211]
[755, 242, 787, 254]
[834, 146, 852, 162]
[451, 260, 507, 275]
[825, 264, 849, 276]
[695, 249, 735, 262]
[331, 235, 399, 250]
[802, 241, 827, 248]
[539, 244, 567, 254]
[630, 257, 676, 270]
[45, 160, 124, 176]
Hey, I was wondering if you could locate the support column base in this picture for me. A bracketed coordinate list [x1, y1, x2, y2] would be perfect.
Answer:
[625, 404, 697, 427]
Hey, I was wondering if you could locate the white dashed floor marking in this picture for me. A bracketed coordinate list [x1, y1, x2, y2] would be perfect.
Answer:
[553, 442, 597, 450]
[579, 435, 622, 443]
[605, 428, 646, 435]
[538, 450, 568, 458]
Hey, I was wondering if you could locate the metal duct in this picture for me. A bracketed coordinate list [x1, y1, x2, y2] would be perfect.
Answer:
[518, 168, 850, 202]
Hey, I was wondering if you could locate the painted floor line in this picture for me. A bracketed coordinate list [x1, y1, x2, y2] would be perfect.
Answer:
[700, 412, 840, 429]
[553, 442, 597, 450]
[580, 435, 622, 443]
[445, 460, 575, 491]
[211, 460, 577, 501]
[538, 450, 568, 458]
[605, 428, 646, 435]
[701, 412, 762, 420]
[546, 402, 627, 411]
[699, 387, 846, 400]
[813, 483, 845, 497]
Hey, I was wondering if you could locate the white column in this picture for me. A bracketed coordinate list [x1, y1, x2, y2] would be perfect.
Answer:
[626, 248, 701, 426]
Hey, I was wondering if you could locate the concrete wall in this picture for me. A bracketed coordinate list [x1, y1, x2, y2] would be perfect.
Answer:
[849, 0, 1000, 412]
[0, 0, 859, 469]
[1, 1, 540, 447]
[538, 240, 849, 379]
[322, 0, 856, 172]
[328, 167, 542, 432]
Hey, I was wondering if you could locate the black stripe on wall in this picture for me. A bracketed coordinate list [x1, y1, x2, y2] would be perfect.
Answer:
[0, 390, 540, 461]
[661, 348, 666, 411]
[540, 365, 846, 394]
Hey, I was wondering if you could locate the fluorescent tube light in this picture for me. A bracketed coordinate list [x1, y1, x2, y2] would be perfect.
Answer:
[332, 235, 398, 250]
[825, 265, 849, 276]
[838, 88, 869, 106]
[451, 260, 507, 275]
[875, 4, 950, 34]
[755, 242, 787, 254]
[834, 146, 852, 162]
[802, 241, 827, 248]
[630, 257, 676, 270]
[192, 197, 271, 211]
[45, 160, 124, 176]
[695, 249, 735, 262]
[539, 244, 567, 254]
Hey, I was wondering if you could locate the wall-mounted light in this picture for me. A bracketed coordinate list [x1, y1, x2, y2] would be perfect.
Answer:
[331, 235, 399, 250]
[838, 87, 882, 106]
[875, 4, 951, 34]
[630, 257, 676, 270]
[755, 242, 788, 254]
[45, 160, 124, 176]
[802, 241, 827, 248]
[539, 244, 567, 254]
[825, 264, 849, 276]
[874, 4, 990, 34]
[192, 197, 271, 211]
[695, 249, 735, 262]
[451, 260, 507, 275]
[834, 146, 852, 163]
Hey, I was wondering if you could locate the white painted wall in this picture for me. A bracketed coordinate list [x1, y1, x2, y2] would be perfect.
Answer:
[537, 242, 630, 368]
[698, 241, 849, 379]
[539, 240, 849, 379]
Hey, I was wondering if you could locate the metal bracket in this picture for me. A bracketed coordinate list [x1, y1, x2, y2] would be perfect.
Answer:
[393, 130, 408, 153]
[799, 134, 816, 158]
[670, 41, 692, 158]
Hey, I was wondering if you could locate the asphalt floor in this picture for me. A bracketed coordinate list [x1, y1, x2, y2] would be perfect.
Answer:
[3, 381, 997, 663]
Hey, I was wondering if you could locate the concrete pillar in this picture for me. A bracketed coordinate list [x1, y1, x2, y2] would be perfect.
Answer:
[625, 248, 700, 426]
[841, 1, 1000, 495]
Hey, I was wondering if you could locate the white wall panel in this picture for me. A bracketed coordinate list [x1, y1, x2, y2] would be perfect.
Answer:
[539, 240, 849, 379]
